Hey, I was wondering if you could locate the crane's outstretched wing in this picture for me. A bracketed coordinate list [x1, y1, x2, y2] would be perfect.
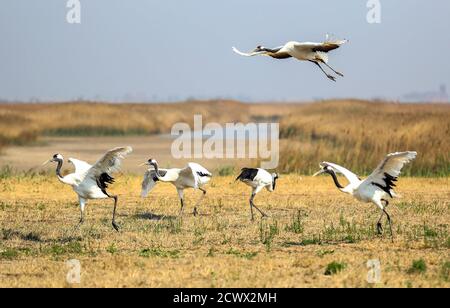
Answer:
[362, 152, 417, 197]
[319, 162, 361, 185]
[141, 169, 168, 198]
[293, 39, 347, 53]
[232, 47, 267, 57]
[180, 163, 212, 189]
[68, 158, 92, 175]
[87, 146, 133, 179]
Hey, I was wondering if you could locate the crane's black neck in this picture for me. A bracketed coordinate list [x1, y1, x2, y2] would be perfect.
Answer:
[151, 162, 163, 180]
[326, 170, 344, 189]
[55, 159, 64, 179]
[272, 175, 279, 191]
[264, 47, 282, 53]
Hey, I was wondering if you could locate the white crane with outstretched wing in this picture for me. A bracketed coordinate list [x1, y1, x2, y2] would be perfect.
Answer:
[233, 35, 348, 81]
[313, 151, 417, 241]
[43, 146, 133, 231]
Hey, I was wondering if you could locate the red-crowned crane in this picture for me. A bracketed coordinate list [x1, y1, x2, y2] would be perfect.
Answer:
[236, 168, 279, 221]
[313, 151, 417, 241]
[43, 147, 133, 231]
[233, 35, 347, 81]
[141, 159, 212, 216]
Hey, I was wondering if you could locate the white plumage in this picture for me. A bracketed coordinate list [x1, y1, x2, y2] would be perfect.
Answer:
[141, 159, 212, 216]
[43, 147, 133, 231]
[236, 168, 279, 220]
[233, 35, 347, 81]
[314, 151, 417, 240]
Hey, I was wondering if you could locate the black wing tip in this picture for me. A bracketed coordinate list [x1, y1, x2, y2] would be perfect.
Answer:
[236, 168, 259, 182]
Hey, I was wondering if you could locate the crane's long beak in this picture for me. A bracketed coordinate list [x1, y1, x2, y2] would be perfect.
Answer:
[42, 160, 51, 166]
[139, 162, 149, 167]
[313, 169, 325, 177]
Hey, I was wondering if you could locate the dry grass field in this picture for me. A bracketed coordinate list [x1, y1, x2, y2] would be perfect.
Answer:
[0, 100, 449, 288]
[0, 174, 448, 288]
[1, 100, 449, 176]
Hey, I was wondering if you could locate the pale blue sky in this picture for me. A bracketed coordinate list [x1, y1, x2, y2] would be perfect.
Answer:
[0, 0, 449, 102]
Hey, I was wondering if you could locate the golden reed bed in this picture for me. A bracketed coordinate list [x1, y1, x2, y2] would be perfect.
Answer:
[0, 100, 449, 175]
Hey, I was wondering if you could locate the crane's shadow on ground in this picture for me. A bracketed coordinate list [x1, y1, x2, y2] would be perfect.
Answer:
[133, 212, 177, 221]
[133, 212, 211, 221]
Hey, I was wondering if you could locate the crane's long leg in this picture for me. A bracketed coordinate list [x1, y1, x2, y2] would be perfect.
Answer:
[76, 197, 87, 228]
[249, 193, 255, 221]
[384, 209, 394, 243]
[177, 189, 185, 217]
[377, 199, 390, 235]
[111, 195, 120, 232]
[193, 188, 207, 217]
[250, 193, 268, 219]
[311, 61, 336, 82]
[320, 60, 344, 77]
[377, 212, 384, 235]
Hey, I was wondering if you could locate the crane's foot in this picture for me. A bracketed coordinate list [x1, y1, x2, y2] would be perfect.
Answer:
[112, 221, 120, 232]
[75, 218, 84, 230]
[327, 75, 337, 82]
[377, 223, 383, 235]
[336, 71, 344, 77]
[193, 208, 199, 217]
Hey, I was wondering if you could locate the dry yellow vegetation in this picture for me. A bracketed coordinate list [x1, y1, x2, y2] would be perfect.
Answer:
[279, 100, 450, 176]
[0, 100, 449, 175]
[0, 174, 448, 288]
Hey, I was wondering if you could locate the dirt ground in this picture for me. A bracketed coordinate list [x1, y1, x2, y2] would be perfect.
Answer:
[0, 174, 448, 288]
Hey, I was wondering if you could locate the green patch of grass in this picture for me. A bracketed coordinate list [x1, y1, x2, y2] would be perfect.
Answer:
[46, 241, 84, 257]
[0, 249, 20, 260]
[49, 245, 66, 256]
[106, 244, 118, 255]
[0, 201, 12, 211]
[445, 237, 450, 249]
[226, 248, 258, 260]
[259, 221, 279, 251]
[139, 248, 180, 259]
[440, 262, 450, 282]
[217, 166, 235, 177]
[408, 259, 427, 275]
[283, 236, 322, 247]
[207, 248, 216, 257]
[423, 225, 439, 238]
[285, 210, 305, 234]
[0, 166, 14, 179]
[168, 219, 183, 234]
[324, 261, 347, 276]
[317, 250, 335, 257]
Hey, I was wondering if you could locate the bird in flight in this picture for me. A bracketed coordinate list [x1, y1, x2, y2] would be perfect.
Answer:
[233, 35, 347, 82]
